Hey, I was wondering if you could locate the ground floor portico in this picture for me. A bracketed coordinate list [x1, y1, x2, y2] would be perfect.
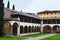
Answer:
[41, 24, 60, 33]
[3, 21, 40, 36]
[3, 20, 60, 36]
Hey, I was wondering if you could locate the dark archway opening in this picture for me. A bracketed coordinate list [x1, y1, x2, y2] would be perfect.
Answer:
[43, 25, 51, 33]
[3, 22, 11, 35]
[35, 26, 37, 32]
[32, 26, 34, 32]
[12, 23, 18, 36]
[53, 25, 60, 33]
[29, 26, 31, 33]
[20, 26, 23, 34]
[24, 26, 27, 33]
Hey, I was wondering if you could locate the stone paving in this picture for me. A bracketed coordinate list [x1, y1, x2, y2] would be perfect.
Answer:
[25, 34, 56, 40]
[20, 32, 40, 36]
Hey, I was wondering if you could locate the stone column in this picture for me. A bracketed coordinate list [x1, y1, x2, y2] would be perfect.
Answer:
[35, 27, 37, 32]
[17, 26, 20, 36]
[27, 27, 29, 33]
[39, 27, 41, 32]
[23, 27, 24, 33]
[51, 27, 53, 33]
[31, 26, 32, 33]
[41, 20, 43, 33]
[11, 26, 12, 37]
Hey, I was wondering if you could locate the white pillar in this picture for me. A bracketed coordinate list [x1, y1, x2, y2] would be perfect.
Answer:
[31, 26, 32, 33]
[11, 26, 12, 37]
[23, 27, 24, 33]
[41, 27, 43, 33]
[41, 20, 43, 33]
[27, 26, 29, 33]
[51, 27, 53, 33]
[17, 26, 20, 36]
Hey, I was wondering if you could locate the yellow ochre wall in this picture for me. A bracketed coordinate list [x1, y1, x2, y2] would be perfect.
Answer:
[38, 12, 60, 18]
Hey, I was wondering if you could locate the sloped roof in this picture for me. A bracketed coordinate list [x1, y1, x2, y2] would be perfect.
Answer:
[12, 12, 40, 19]
[4, 7, 40, 19]
[37, 10, 60, 14]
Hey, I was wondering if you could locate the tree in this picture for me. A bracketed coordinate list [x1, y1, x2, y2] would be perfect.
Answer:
[12, 4, 15, 10]
[0, 0, 3, 3]
[0, 0, 4, 36]
[7, 1, 10, 8]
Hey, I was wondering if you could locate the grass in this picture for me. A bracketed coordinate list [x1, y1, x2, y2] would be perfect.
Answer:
[41, 34, 60, 40]
[0, 37, 25, 40]
[0, 33, 48, 40]
[21, 33, 48, 37]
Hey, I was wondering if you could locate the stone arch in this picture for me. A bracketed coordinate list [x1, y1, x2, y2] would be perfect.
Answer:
[12, 22, 19, 36]
[43, 25, 51, 33]
[3, 21, 11, 35]
[20, 25, 23, 34]
[28, 26, 31, 33]
[52, 25, 60, 33]
[24, 26, 28, 33]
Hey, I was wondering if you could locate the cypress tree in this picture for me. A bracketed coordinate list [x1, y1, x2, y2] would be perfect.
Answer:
[7, 1, 10, 8]
[12, 4, 15, 10]
[0, 0, 3, 3]
[0, 0, 4, 36]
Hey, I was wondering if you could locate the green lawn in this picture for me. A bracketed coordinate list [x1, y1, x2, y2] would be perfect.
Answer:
[0, 37, 24, 40]
[41, 34, 60, 40]
[21, 33, 47, 37]
[0, 33, 48, 40]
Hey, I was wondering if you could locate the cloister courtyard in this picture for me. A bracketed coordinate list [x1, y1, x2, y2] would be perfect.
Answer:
[3, 22, 60, 40]
[2, 0, 60, 40]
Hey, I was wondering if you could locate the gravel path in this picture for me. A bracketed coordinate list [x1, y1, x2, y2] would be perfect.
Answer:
[25, 34, 56, 40]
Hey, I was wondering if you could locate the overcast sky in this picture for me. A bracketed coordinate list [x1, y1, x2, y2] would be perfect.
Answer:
[3, 0, 60, 13]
